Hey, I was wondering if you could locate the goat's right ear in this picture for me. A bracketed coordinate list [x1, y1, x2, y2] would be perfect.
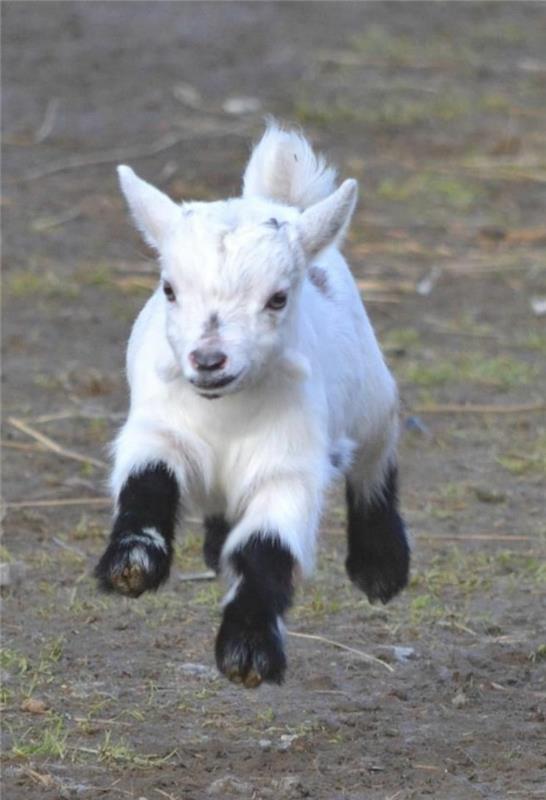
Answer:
[117, 166, 182, 250]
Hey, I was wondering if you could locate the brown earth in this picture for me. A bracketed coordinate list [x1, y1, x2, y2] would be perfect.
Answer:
[2, 3, 545, 799]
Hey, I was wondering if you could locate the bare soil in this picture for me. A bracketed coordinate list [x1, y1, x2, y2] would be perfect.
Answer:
[2, 3, 545, 799]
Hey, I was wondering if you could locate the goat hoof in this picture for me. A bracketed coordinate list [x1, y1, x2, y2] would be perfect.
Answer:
[346, 538, 410, 605]
[243, 669, 263, 689]
[215, 606, 286, 687]
[94, 531, 171, 598]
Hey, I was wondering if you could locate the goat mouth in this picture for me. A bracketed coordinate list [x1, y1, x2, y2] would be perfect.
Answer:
[190, 372, 241, 397]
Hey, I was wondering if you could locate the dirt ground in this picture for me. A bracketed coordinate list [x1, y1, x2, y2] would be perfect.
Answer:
[2, 2, 546, 798]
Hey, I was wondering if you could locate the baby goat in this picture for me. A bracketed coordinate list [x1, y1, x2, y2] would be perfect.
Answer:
[95, 123, 410, 687]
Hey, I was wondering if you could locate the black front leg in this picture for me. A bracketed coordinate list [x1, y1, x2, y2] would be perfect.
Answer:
[203, 515, 231, 573]
[215, 535, 295, 688]
[345, 464, 410, 604]
[95, 463, 180, 598]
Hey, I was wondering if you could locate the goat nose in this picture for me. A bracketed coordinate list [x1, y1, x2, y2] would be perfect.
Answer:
[189, 348, 227, 372]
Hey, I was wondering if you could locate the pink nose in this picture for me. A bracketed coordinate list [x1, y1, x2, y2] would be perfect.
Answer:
[189, 348, 227, 372]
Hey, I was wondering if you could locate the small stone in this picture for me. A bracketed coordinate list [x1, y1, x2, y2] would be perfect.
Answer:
[278, 733, 299, 751]
[178, 663, 217, 680]
[0, 561, 27, 588]
[452, 691, 468, 708]
[272, 775, 307, 796]
[392, 645, 416, 663]
[259, 738, 272, 751]
[172, 83, 202, 107]
[222, 96, 262, 115]
[531, 297, 546, 317]
[416, 267, 442, 296]
[208, 776, 253, 796]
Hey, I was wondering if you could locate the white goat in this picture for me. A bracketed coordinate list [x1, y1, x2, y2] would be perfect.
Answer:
[96, 123, 409, 687]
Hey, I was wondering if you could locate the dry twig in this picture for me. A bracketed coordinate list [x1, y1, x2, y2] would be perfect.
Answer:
[418, 533, 536, 543]
[5, 497, 110, 510]
[34, 98, 60, 143]
[177, 570, 216, 582]
[1, 440, 45, 452]
[24, 409, 124, 424]
[20, 123, 250, 182]
[413, 402, 546, 415]
[8, 416, 108, 469]
[287, 630, 394, 672]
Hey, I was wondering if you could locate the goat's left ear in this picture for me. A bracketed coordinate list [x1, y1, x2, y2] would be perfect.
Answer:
[295, 179, 358, 259]
[117, 165, 182, 251]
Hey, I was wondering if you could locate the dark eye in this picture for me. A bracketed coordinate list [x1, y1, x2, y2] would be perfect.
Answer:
[163, 281, 176, 302]
[265, 291, 288, 311]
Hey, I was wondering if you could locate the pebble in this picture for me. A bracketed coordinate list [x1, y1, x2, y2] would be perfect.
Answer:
[178, 663, 217, 680]
[222, 96, 262, 115]
[278, 733, 300, 751]
[392, 646, 416, 664]
[416, 266, 442, 296]
[531, 296, 546, 317]
[0, 561, 27, 588]
[452, 690, 469, 708]
[208, 776, 253, 796]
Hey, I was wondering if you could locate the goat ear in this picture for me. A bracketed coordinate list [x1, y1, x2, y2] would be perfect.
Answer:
[295, 179, 358, 259]
[117, 165, 181, 250]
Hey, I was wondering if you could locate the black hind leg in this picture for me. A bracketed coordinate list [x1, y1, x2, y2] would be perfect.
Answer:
[345, 464, 410, 604]
[203, 515, 231, 573]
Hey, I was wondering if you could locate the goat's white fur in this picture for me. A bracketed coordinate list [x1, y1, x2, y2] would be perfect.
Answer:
[112, 122, 399, 578]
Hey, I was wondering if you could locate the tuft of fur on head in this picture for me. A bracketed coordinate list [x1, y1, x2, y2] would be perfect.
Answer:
[242, 120, 337, 210]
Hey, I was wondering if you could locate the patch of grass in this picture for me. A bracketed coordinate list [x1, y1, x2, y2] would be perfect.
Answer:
[10, 715, 68, 760]
[398, 361, 457, 387]
[409, 593, 445, 623]
[469, 20, 526, 45]
[400, 354, 538, 390]
[465, 356, 538, 388]
[518, 330, 546, 355]
[73, 514, 106, 541]
[376, 172, 481, 211]
[7, 270, 78, 299]
[0, 544, 14, 562]
[350, 26, 471, 67]
[24, 636, 65, 697]
[174, 531, 203, 566]
[497, 431, 546, 477]
[481, 93, 512, 113]
[191, 583, 222, 608]
[93, 730, 177, 768]
[256, 707, 276, 724]
[425, 482, 471, 520]
[0, 648, 30, 675]
[411, 548, 546, 619]
[32, 372, 67, 392]
[383, 328, 422, 353]
[293, 92, 474, 130]
[294, 586, 342, 620]
[530, 644, 546, 663]
[76, 264, 113, 288]
[0, 685, 12, 706]
[495, 551, 546, 581]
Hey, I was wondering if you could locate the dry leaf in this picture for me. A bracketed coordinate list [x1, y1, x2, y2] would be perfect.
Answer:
[21, 697, 49, 714]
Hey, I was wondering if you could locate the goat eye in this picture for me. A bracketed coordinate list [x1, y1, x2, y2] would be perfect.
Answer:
[163, 281, 176, 302]
[265, 291, 288, 311]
